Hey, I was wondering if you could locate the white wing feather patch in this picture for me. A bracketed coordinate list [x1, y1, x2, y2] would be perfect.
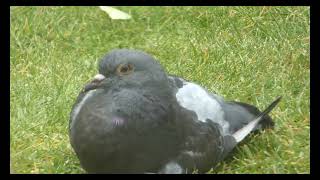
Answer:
[176, 82, 230, 134]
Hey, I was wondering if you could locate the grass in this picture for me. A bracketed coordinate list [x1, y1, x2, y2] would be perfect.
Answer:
[10, 6, 310, 174]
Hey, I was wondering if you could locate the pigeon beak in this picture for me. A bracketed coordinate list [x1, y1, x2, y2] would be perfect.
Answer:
[83, 74, 106, 92]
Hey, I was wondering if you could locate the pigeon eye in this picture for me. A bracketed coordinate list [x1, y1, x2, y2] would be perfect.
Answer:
[116, 64, 134, 76]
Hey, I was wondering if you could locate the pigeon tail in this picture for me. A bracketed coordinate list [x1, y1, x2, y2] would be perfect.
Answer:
[232, 96, 282, 143]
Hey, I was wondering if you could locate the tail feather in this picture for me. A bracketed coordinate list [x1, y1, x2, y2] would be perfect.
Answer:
[232, 96, 282, 143]
[256, 96, 282, 119]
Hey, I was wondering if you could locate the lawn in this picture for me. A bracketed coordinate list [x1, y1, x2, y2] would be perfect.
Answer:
[10, 6, 310, 174]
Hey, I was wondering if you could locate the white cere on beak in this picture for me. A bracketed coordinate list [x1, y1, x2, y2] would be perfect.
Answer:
[94, 74, 106, 81]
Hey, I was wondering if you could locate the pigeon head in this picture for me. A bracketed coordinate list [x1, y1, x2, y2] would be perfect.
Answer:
[99, 49, 165, 77]
[90, 49, 169, 90]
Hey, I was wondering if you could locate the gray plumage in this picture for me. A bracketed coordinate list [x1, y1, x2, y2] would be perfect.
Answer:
[69, 49, 281, 174]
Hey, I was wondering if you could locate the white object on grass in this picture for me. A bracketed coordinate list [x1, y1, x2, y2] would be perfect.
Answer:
[99, 6, 131, 20]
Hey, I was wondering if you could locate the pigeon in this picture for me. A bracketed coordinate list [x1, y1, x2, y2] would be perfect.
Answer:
[69, 49, 281, 174]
